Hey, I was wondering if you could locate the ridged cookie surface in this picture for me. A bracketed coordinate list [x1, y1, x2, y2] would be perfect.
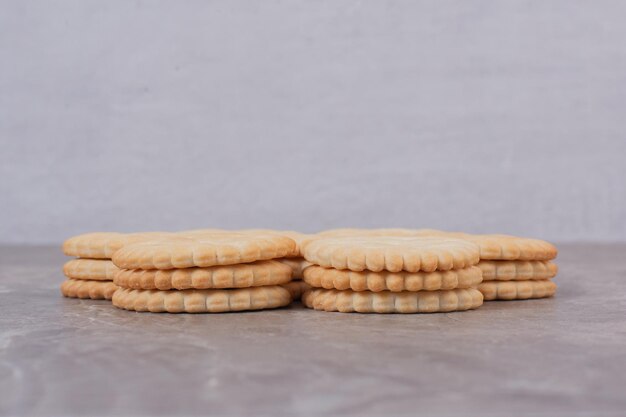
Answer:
[303, 237, 479, 272]
[112, 286, 291, 313]
[281, 281, 312, 301]
[63, 259, 119, 281]
[60, 279, 118, 300]
[113, 234, 298, 270]
[114, 260, 292, 290]
[478, 260, 558, 281]
[478, 279, 557, 300]
[302, 288, 483, 313]
[303, 265, 482, 292]
[315, 229, 557, 261]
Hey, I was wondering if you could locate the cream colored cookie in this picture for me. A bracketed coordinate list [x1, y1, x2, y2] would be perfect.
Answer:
[449, 234, 557, 261]
[303, 236, 479, 273]
[113, 234, 298, 270]
[281, 281, 312, 301]
[478, 260, 558, 281]
[62, 232, 175, 259]
[60, 278, 118, 300]
[478, 279, 557, 300]
[112, 286, 291, 313]
[303, 265, 482, 292]
[63, 259, 119, 281]
[302, 288, 483, 313]
[62, 229, 233, 259]
[314, 229, 557, 261]
[277, 257, 311, 280]
[238, 229, 309, 256]
[114, 260, 292, 290]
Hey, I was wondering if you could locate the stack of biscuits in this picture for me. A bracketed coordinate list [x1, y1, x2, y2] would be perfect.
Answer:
[300, 235, 484, 313]
[62, 228, 558, 313]
[315, 229, 559, 301]
[110, 232, 298, 313]
[61, 232, 170, 301]
[387, 230, 559, 300]
[468, 235, 558, 300]
[61, 258, 118, 301]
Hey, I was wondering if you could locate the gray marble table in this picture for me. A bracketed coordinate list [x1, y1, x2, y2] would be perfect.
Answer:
[1, 244, 625, 417]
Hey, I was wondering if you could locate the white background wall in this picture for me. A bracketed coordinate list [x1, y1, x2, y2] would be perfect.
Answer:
[1, 0, 625, 244]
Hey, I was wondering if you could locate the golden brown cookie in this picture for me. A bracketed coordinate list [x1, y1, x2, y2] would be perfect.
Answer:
[112, 286, 291, 313]
[315, 229, 557, 261]
[114, 260, 292, 290]
[60, 278, 118, 300]
[450, 234, 557, 261]
[478, 279, 557, 300]
[302, 288, 483, 313]
[62, 232, 175, 259]
[303, 265, 482, 292]
[281, 281, 312, 301]
[113, 234, 298, 270]
[277, 257, 311, 280]
[238, 229, 309, 256]
[62, 229, 233, 259]
[303, 236, 479, 272]
[63, 259, 119, 281]
[478, 260, 558, 281]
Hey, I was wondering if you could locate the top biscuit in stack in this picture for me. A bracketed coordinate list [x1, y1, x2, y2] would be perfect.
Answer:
[301, 235, 484, 313]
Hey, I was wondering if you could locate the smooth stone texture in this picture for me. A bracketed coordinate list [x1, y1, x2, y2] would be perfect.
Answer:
[1, 244, 625, 417]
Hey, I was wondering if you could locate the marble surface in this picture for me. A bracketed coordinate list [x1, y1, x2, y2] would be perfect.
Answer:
[1, 244, 625, 417]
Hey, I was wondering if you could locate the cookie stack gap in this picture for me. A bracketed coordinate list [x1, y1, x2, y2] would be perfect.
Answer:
[61, 232, 171, 300]
[301, 236, 484, 313]
[237, 230, 313, 301]
[111, 232, 297, 313]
